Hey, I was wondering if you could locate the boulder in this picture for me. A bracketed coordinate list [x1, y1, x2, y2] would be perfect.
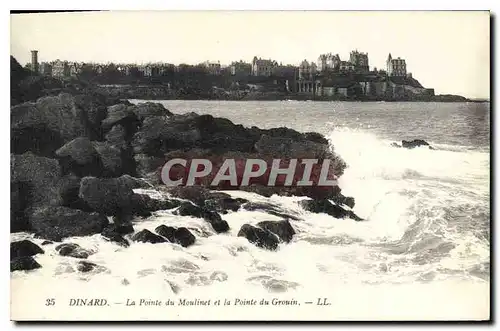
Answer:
[11, 56, 30, 105]
[18, 75, 64, 101]
[76, 261, 107, 273]
[11, 240, 44, 259]
[167, 186, 247, 213]
[28, 206, 109, 241]
[132, 102, 173, 120]
[107, 221, 135, 234]
[102, 104, 141, 138]
[77, 261, 98, 273]
[11, 256, 41, 272]
[92, 141, 125, 177]
[55, 137, 103, 177]
[58, 174, 92, 211]
[330, 194, 356, 209]
[256, 220, 295, 243]
[11, 181, 31, 232]
[241, 202, 301, 221]
[254, 134, 330, 158]
[11, 93, 89, 156]
[101, 227, 130, 247]
[401, 139, 431, 149]
[71, 93, 109, 141]
[132, 229, 166, 244]
[11, 152, 63, 210]
[79, 176, 166, 216]
[105, 124, 128, 150]
[175, 202, 229, 233]
[131, 113, 202, 155]
[301, 199, 363, 221]
[155, 225, 196, 247]
[55, 243, 92, 258]
[155, 225, 175, 240]
[237, 224, 279, 250]
[133, 154, 165, 183]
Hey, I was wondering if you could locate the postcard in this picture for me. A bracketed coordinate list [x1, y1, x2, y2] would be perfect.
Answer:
[10, 10, 490, 321]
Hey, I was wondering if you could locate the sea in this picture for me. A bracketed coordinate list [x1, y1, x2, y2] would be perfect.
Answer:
[11, 101, 491, 320]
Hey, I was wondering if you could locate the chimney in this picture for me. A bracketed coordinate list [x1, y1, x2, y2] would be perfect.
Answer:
[31, 50, 39, 74]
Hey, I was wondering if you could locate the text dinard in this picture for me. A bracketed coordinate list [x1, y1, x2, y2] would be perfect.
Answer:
[68, 298, 300, 307]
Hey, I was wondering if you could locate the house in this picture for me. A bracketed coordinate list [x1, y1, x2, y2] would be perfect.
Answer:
[252, 57, 277, 76]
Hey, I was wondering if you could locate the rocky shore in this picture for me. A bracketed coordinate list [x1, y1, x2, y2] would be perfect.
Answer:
[95, 84, 481, 103]
[10, 57, 366, 273]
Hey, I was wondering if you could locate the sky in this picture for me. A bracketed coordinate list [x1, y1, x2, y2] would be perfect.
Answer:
[10, 11, 490, 99]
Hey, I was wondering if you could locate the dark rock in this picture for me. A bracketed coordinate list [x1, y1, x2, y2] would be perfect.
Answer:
[118, 174, 152, 189]
[301, 199, 363, 221]
[56, 137, 98, 165]
[175, 202, 229, 233]
[11, 256, 42, 272]
[105, 124, 128, 150]
[237, 224, 279, 250]
[132, 229, 167, 244]
[76, 261, 98, 273]
[11, 152, 63, 209]
[204, 197, 247, 214]
[55, 137, 103, 177]
[155, 225, 176, 241]
[17, 75, 64, 103]
[255, 134, 330, 158]
[79, 176, 166, 216]
[41, 240, 53, 245]
[102, 104, 141, 138]
[71, 93, 109, 141]
[58, 174, 92, 211]
[108, 221, 135, 234]
[11, 56, 30, 105]
[55, 243, 92, 258]
[131, 113, 202, 155]
[401, 139, 431, 149]
[133, 102, 173, 120]
[133, 154, 165, 183]
[101, 227, 130, 247]
[241, 201, 301, 221]
[11, 240, 44, 259]
[11, 180, 31, 232]
[331, 194, 356, 209]
[92, 141, 124, 177]
[256, 220, 296, 243]
[304, 132, 329, 144]
[390, 142, 402, 148]
[29, 206, 109, 241]
[11, 93, 89, 156]
[155, 225, 196, 247]
[167, 186, 247, 213]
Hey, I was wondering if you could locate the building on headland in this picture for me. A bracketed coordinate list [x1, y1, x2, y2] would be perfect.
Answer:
[230, 60, 252, 76]
[298, 60, 317, 80]
[272, 64, 297, 78]
[296, 60, 320, 94]
[52, 59, 70, 78]
[349, 50, 369, 72]
[252, 57, 277, 77]
[31, 50, 39, 74]
[339, 61, 355, 73]
[386, 53, 407, 76]
[317, 53, 341, 72]
[39, 62, 52, 76]
[203, 61, 221, 75]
